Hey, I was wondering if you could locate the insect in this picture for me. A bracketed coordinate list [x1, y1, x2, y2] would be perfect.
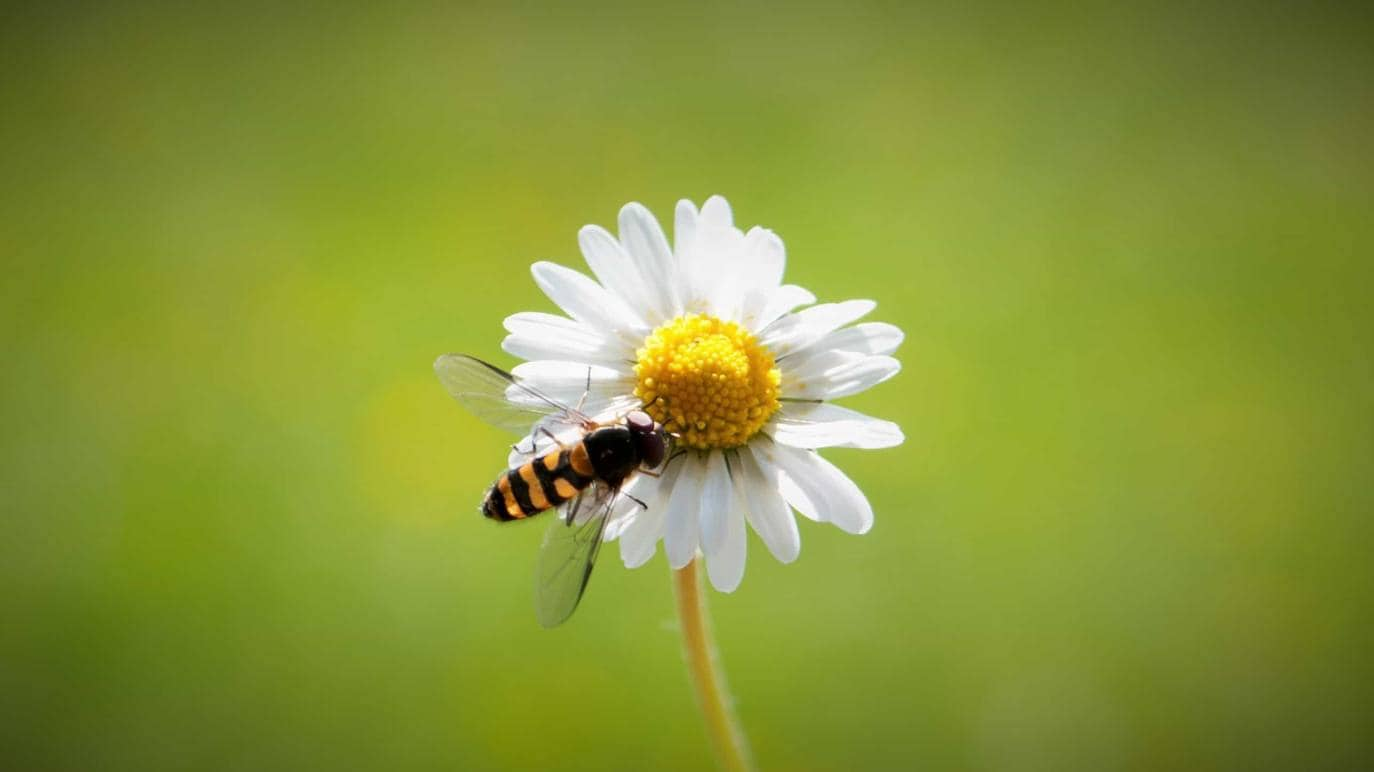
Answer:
[434, 354, 669, 627]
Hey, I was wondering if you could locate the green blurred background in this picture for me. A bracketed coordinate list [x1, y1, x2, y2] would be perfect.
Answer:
[3, 1, 1371, 770]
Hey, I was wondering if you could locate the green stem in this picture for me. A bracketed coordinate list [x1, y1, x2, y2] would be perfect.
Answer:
[673, 560, 755, 772]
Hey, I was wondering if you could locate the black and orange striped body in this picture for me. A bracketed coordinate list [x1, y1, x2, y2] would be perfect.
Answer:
[482, 426, 642, 522]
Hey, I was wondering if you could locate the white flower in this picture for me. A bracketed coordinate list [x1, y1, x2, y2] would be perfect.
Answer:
[501, 196, 903, 592]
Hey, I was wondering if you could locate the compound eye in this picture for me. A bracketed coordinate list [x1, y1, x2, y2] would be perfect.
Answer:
[639, 427, 667, 469]
[626, 410, 653, 432]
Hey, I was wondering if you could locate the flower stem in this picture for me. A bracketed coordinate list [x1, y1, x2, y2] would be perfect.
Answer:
[672, 560, 755, 772]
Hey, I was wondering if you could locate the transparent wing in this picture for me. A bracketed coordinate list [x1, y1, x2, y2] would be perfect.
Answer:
[506, 393, 646, 470]
[434, 354, 592, 436]
[533, 484, 618, 628]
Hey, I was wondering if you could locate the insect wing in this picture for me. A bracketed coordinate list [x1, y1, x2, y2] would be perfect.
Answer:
[533, 484, 617, 627]
[434, 354, 591, 436]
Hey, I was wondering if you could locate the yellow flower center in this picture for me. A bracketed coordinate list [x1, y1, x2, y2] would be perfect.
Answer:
[634, 314, 781, 450]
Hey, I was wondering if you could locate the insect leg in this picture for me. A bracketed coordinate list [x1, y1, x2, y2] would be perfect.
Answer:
[563, 490, 584, 527]
[537, 426, 566, 449]
[574, 366, 592, 413]
[639, 448, 687, 478]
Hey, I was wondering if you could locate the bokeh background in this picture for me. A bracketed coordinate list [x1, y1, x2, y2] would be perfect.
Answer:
[3, 1, 1371, 770]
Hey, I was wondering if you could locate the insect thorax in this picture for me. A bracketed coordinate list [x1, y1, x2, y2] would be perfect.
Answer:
[582, 425, 639, 486]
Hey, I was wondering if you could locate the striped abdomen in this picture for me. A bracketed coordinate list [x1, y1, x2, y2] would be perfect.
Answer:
[483, 442, 597, 521]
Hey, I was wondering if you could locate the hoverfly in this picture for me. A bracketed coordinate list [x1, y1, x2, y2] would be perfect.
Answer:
[434, 354, 669, 627]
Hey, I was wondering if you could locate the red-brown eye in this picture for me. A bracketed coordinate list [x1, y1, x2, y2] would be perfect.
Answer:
[626, 410, 653, 432]
[638, 426, 666, 469]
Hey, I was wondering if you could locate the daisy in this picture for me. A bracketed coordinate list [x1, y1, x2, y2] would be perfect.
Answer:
[496, 196, 903, 592]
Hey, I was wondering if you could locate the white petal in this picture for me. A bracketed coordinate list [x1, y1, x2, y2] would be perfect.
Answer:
[503, 310, 619, 351]
[738, 445, 800, 563]
[530, 262, 646, 346]
[804, 322, 904, 358]
[705, 226, 785, 324]
[760, 300, 876, 358]
[777, 321, 905, 386]
[705, 477, 747, 592]
[603, 475, 648, 540]
[771, 402, 905, 449]
[681, 196, 750, 319]
[619, 203, 680, 323]
[700, 195, 733, 227]
[781, 349, 864, 384]
[503, 311, 598, 340]
[783, 352, 901, 400]
[697, 451, 732, 556]
[743, 284, 816, 333]
[663, 454, 706, 569]
[768, 441, 875, 535]
[501, 333, 625, 365]
[739, 226, 785, 293]
[618, 509, 662, 568]
[509, 358, 631, 382]
[618, 462, 681, 568]
[673, 199, 698, 257]
[621, 480, 667, 565]
[508, 360, 635, 405]
[578, 225, 650, 323]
